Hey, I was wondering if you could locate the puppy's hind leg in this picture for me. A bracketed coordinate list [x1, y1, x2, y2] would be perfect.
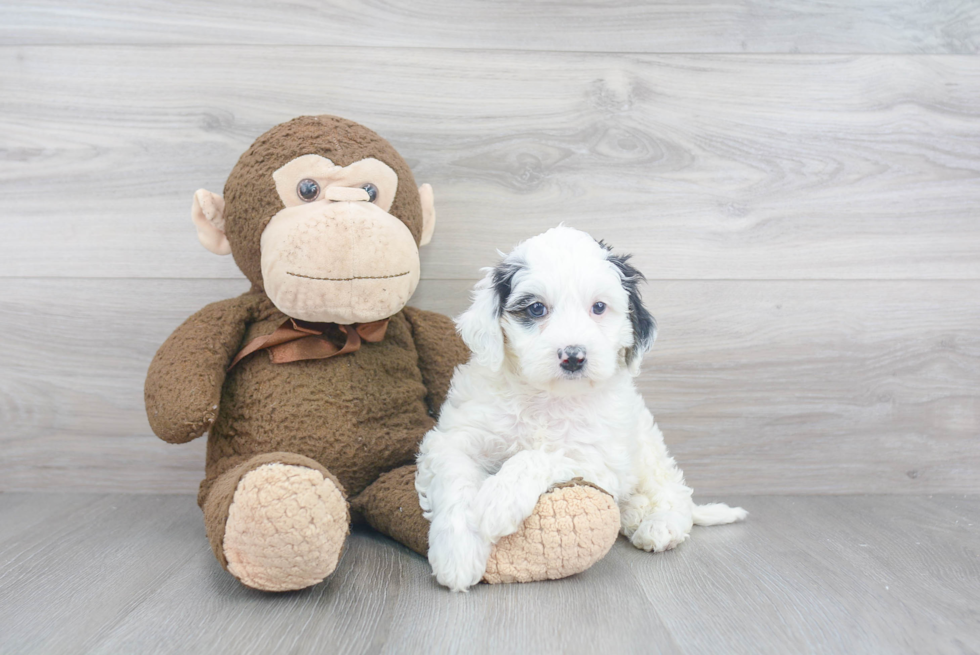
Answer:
[621, 420, 696, 552]
[623, 415, 746, 552]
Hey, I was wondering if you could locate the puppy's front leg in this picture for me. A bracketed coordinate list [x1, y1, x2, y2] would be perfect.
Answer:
[472, 450, 573, 542]
[417, 438, 492, 592]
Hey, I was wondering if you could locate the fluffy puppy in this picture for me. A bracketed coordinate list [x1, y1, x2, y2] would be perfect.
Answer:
[416, 226, 746, 592]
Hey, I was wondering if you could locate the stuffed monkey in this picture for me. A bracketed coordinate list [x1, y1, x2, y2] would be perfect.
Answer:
[145, 115, 620, 591]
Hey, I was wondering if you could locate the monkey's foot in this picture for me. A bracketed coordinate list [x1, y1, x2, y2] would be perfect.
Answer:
[223, 463, 349, 592]
[483, 481, 620, 584]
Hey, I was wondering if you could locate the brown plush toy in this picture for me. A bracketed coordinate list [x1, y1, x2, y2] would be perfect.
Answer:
[145, 115, 620, 592]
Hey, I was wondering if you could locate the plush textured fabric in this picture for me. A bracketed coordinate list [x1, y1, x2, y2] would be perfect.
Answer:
[351, 464, 429, 556]
[401, 306, 469, 417]
[222, 115, 424, 289]
[145, 293, 265, 444]
[147, 291, 466, 587]
[223, 462, 349, 592]
[201, 450, 343, 570]
[483, 482, 621, 584]
[353, 466, 621, 589]
[418, 183, 436, 246]
[188, 294, 461, 505]
[191, 189, 230, 254]
[145, 115, 467, 592]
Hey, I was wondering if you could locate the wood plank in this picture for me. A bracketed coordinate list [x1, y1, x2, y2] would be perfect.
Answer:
[2, 48, 979, 280]
[1, 494, 977, 654]
[1, 1, 978, 54]
[89, 523, 681, 655]
[0, 493, 105, 554]
[0, 494, 205, 654]
[621, 495, 980, 653]
[643, 279, 980, 494]
[1, 278, 977, 495]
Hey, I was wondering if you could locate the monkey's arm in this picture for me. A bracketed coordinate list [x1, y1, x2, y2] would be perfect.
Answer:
[402, 306, 470, 419]
[145, 294, 259, 443]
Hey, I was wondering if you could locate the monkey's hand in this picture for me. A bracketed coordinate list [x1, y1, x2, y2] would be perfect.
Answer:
[144, 294, 259, 444]
[402, 306, 470, 420]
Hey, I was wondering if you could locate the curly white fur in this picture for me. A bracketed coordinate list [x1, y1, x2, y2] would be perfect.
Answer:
[416, 226, 746, 592]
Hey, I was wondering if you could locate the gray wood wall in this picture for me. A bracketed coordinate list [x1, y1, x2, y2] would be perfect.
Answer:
[1, 1, 978, 495]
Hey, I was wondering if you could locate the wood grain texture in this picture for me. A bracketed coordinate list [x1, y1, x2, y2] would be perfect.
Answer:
[2, 278, 977, 495]
[2, 48, 979, 280]
[0, 493, 977, 654]
[618, 495, 980, 653]
[1, 1, 978, 54]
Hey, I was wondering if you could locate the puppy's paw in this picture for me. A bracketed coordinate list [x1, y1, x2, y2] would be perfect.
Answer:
[428, 526, 492, 593]
[474, 497, 531, 544]
[473, 452, 555, 542]
[630, 510, 693, 553]
[473, 476, 542, 543]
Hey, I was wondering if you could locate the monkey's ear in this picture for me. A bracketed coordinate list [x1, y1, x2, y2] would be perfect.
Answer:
[418, 183, 436, 247]
[191, 189, 231, 256]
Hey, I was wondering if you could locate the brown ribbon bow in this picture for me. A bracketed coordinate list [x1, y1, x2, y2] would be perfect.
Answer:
[228, 318, 389, 371]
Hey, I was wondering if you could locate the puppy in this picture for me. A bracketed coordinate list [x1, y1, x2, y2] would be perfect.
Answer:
[416, 226, 746, 592]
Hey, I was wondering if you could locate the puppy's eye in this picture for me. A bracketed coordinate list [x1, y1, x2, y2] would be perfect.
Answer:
[526, 302, 548, 318]
[592, 302, 606, 315]
[297, 179, 320, 202]
[362, 183, 378, 203]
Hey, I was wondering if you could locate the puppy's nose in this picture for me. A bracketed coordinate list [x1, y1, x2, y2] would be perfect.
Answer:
[559, 346, 587, 372]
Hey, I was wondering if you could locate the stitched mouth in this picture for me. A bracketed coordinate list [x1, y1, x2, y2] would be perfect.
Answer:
[287, 271, 410, 282]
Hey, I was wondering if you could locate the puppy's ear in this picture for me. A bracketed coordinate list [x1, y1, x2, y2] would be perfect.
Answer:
[456, 272, 505, 371]
[609, 253, 657, 375]
[456, 260, 522, 372]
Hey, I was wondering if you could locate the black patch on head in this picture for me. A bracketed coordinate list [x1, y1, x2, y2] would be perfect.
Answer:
[608, 253, 657, 366]
[491, 259, 525, 317]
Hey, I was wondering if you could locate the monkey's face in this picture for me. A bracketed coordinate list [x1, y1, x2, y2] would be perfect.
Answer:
[258, 154, 421, 324]
[192, 116, 439, 326]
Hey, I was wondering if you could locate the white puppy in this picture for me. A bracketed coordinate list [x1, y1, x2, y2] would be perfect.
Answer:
[416, 226, 746, 592]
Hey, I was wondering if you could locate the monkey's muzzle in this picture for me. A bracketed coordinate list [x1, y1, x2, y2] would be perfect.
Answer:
[260, 201, 421, 324]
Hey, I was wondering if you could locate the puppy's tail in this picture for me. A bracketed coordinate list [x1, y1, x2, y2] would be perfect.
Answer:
[692, 503, 748, 526]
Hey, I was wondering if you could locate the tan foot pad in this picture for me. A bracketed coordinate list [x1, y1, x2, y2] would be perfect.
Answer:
[223, 463, 349, 592]
[483, 483, 620, 584]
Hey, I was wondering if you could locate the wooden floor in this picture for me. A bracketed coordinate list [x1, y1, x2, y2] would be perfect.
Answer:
[0, 493, 976, 654]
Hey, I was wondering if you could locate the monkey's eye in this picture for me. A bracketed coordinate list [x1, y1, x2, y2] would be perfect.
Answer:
[526, 302, 548, 318]
[362, 183, 378, 203]
[296, 179, 320, 202]
[592, 302, 607, 315]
